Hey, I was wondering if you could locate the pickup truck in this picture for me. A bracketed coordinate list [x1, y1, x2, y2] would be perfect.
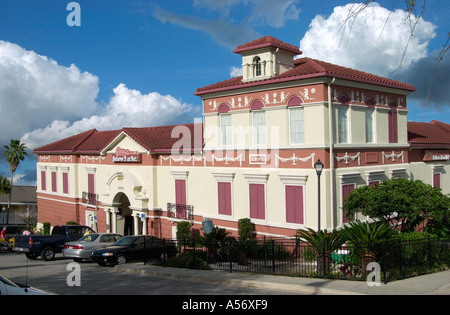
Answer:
[13, 225, 94, 261]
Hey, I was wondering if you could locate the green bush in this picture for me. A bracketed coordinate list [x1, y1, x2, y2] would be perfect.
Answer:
[161, 251, 210, 270]
[176, 221, 192, 242]
[42, 222, 51, 235]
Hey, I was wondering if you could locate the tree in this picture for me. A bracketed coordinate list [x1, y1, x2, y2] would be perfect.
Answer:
[343, 178, 450, 233]
[0, 176, 11, 225]
[3, 139, 27, 224]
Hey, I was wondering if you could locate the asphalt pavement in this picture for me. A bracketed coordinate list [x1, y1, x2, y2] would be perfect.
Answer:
[114, 263, 450, 295]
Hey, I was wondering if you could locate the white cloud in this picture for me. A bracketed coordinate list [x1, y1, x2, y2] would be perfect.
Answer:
[0, 40, 198, 151]
[0, 40, 99, 144]
[153, 7, 260, 50]
[229, 66, 243, 77]
[299, 3, 436, 76]
[21, 83, 198, 150]
[193, 0, 301, 28]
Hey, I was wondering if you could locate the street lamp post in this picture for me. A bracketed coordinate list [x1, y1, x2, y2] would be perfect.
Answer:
[314, 159, 324, 233]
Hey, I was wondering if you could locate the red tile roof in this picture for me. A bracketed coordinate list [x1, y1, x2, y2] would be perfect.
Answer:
[33, 123, 203, 155]
[408, 120, 450, 147]
[195, 57, 416, 95]
[233, 36, 302, 55]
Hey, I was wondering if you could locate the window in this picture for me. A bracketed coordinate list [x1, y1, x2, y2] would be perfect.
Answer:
[433, 173, 441, 188]
[388, 105, 398, 143]
[252, 111, 266, 145]
[175, 179, 186, 206]
[342, 184, 355, 223]
[51, 171, 57, 192]
[218, 182, 232, 216]
[41, 170, 46, 191]
[88, 173, 95, 195]
[368, 180, 381, 188]
[338, 107, 349, 143]
[253, 56, 261, 77]
[289, 107, 304, 144]
[285, 185, 304, 224]
[365, 108, 374, 143]
[249, 183, 265, 220]
[220, 114, 232, 146]
[63, 172, 69, 194]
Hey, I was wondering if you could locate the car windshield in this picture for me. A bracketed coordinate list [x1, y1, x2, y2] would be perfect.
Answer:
[0, 274, 20, 288]
[112, 237, 138, 246]
[78, 234, 99, 242]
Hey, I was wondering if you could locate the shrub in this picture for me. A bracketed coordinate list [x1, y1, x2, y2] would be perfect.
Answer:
[176, 221, 192, 242]
[42, 222, 51, 235]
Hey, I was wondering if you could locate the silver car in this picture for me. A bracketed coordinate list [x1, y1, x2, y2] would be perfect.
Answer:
[63, 233, 123, 262]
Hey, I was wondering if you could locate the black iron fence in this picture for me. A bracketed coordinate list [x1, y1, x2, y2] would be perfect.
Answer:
[152, 236, 450, 283]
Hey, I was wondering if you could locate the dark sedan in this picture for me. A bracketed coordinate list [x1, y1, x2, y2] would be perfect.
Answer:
[90, 235, 177, 266]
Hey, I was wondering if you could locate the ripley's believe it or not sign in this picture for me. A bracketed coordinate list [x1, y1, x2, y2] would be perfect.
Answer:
[113, 147, 142, 163]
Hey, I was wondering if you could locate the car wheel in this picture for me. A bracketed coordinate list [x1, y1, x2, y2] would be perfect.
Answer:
[116, 255, 127, 265]
[41, 247, 55, 261]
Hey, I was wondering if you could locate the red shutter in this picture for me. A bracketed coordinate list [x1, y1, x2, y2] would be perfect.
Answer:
[175, 179, 186, 206]
[41, 171, 46, 191]
[51, 172, 57, 192]
[342, 184, 355, 223]
[63, 173, 69, 194]
[388, 109, 398, 143]
[286, 185, 304, 224]
[249, 184, 265, 220]
[433, 173, 441, 188]
[218, 182, 232, 216]
[88, 173, 95, 194]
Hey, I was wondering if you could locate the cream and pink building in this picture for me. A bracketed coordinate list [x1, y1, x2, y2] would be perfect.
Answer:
[33, 36, 450, 238]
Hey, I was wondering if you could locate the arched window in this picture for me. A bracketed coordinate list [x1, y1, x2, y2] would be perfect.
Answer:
[218, 103, 230, 113]
[253, 56, 262, 77]
[287, 96, 303, 107]
[338, 94, 350, 105]
[250, 100, 264, 110]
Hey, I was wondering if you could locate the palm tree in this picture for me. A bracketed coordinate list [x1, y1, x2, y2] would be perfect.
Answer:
[3, 139, 27, 224]
[0, 176, 11, 225]
[296, 228, 347, 274]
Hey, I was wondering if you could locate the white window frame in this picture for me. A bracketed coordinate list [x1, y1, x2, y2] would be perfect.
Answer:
[220, 113, 232, 146]
[252, 110, 266, 146]
[338, 106, 349, 144]
[289, 106, 305, 144]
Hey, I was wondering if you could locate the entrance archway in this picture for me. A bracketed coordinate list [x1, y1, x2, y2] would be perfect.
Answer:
[114, 192, 133, 236]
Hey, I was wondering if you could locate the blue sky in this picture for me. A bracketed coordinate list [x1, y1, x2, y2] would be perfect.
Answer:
[0, 0, 449, 185]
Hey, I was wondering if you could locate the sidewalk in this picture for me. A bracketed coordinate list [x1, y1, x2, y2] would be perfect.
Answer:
[113, 263, 450, 295]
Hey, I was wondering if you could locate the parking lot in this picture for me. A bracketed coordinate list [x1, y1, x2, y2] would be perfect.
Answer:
[0, 252, 296, 295]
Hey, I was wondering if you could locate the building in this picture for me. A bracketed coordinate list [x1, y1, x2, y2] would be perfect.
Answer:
[0, 185, 37, 225]
[33, 36, 450, 238]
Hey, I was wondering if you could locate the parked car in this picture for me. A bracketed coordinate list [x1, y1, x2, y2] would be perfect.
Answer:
[13, 225, 95, 261]
[0, 273, 54, 295]
[63, 233, 123, 262]
[90, 235, 177, 266]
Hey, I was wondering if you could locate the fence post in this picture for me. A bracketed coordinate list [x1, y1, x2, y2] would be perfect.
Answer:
[427, 235, 433, 270]
[271, 240, 275, 274]
[229, 240, 233, 273]
[399, 239, 403, 280]
[382, 241, 387, 284]
[193, 238, 196, 269]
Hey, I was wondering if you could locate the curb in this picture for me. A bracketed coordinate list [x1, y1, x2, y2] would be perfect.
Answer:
[113, 264, 364, 295]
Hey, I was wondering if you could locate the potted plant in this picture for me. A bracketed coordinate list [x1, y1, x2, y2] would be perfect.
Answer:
[296, 228, 346, 274]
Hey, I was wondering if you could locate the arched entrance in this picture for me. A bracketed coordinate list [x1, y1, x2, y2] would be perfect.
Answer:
[114, 192, 133, 236]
